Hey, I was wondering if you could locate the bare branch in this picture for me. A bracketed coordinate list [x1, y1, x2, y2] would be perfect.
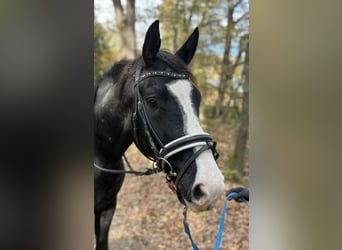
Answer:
[234, 11, 249, 24]
[233, 34, 248, 70]
[234, 0, 244, 8]
[113, 0, 124, 24]
[198, 10, 208, 27]
[187, 0, 199, 29]
[200, 19, 221, 27]
[126, 0, 135, 24]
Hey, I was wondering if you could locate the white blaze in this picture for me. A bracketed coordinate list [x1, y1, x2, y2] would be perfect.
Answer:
[167, 80, 224, 211]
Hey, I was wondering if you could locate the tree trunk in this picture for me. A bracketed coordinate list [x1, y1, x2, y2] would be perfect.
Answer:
[113, 0, 137, 60]
[222, 34, 248, 120]
[232, 36, 249, 176]
[214, 0, 235, 117]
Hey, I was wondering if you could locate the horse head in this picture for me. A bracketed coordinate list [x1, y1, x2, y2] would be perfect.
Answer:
[132, 20, 225, 212]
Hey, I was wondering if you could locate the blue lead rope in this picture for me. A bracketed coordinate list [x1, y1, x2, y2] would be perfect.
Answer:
[183, 192, 249, 250]
[183, 207, 200, 250]
[212, 192, 232, 250]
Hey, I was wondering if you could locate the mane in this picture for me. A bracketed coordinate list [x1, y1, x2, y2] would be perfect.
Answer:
[157, 50, 197, 84]
[94, 59, 134, 88]
[94, 58, 142, 102]
[95, 50, 197, 91]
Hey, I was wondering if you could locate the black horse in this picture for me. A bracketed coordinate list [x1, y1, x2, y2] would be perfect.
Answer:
[94, 20, 225, 250]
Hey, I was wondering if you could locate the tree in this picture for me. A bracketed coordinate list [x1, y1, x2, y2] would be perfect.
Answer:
[156, 0, 226, 101]
[231, 35, 249, 176]
[155, 0, 249, 111]
[94, 21, 110, 81]
[214, 0, 249, 117]
[94, 17, 121, 82]
[112, 0, 137, 59]
[147, 0, 250, 179]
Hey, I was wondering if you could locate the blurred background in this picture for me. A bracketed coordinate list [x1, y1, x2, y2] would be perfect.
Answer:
[1, 0, 342, 249]
[94, 0, 249, 249]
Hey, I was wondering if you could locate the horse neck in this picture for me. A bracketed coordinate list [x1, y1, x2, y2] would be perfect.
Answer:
[94, 76, 135, 163]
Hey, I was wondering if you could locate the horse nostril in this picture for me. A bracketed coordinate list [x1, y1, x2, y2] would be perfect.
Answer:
[192, 184, 208, 202]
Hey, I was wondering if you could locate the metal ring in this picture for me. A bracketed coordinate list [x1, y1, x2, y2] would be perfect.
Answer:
[157, 157, 177, 177]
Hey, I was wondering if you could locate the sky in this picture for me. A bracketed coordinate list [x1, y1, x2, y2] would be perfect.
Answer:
[94, 0, 161, 27]
[94, 0, 248, 57]
[94, 0, 161, 48]
[94, 0, 114, 26]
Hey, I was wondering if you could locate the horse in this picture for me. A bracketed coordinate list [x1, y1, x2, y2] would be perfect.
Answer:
[94, 20, 225, 250]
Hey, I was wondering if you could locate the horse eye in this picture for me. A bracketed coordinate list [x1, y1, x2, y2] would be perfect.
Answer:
[146, 98, 158, 108]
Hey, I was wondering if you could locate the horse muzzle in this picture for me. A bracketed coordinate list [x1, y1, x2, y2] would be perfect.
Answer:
[186, 178, 225, 212]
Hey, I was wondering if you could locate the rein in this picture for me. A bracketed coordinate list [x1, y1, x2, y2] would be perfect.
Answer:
[93, 155, 159, 176]
[183, 192, 249, 250]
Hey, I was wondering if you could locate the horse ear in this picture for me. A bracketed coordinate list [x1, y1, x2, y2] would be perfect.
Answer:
[142, 20, 161, 66]
[175, 27, 199, 64]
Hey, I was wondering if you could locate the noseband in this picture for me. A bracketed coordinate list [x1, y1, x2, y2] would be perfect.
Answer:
[132, 68, 219, 192]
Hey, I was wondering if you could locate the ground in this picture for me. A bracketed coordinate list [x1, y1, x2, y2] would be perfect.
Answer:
[108, 123, 249, 250]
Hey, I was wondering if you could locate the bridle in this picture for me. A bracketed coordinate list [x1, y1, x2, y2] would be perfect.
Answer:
[131, 67, 219, 193]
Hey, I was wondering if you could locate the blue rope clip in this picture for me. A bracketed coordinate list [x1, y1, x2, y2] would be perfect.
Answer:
[182, 191, 249, 250]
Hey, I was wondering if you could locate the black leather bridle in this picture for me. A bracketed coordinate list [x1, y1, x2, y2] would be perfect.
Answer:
[132, 68, 219, 191]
